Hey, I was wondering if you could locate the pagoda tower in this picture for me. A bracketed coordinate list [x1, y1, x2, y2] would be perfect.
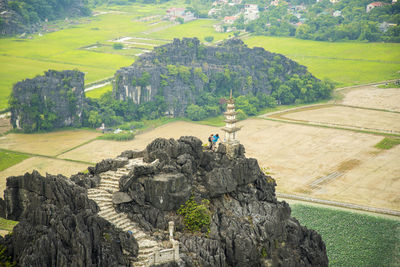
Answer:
[222, 90, 241, 143]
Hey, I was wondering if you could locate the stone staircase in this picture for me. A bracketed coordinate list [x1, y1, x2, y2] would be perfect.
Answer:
[87, 158, 161, 267]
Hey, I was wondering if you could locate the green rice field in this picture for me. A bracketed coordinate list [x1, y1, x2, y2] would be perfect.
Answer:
[0, 150, 30, 171]
[291, 204, 400, 267]
[1, 1, 400, 110]
[244, 36, 400, 86]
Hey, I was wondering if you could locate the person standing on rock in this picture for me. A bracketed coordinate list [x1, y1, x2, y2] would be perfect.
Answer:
[212, 133, 219, 151]
[208, 134, 214, 150]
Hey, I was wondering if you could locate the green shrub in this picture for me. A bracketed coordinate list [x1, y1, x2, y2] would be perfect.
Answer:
[178, 196, 211, 233]
[98, 132, 134, 141]
[119, 121, 145, 131]
[112, 43, 123, 50]
[236, 109, 247, 121]
[204, 36, 214, 42]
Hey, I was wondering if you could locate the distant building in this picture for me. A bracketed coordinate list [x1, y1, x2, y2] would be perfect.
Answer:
[366, 2, 387, 12]
[224, 16, 238, 24]
[166, 7, 196, 22]
[333, 10, 342, 17]
[271, 0, 280, 6]
[379, 21, 397, 32]
[393, 0, 397, 3]
[244, 4, 259, 23]
[330, 0, 340, 3]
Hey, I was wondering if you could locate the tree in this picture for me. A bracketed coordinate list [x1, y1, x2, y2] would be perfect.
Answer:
[204, 36, 214, 42]
[186, 104, 207, 121]
[113, 43, 124, 50]
[88, 110, 101, 127]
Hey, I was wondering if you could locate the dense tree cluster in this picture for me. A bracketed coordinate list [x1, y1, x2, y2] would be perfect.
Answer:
[6, 0, 90, 24]
[235, 0, 400, 42]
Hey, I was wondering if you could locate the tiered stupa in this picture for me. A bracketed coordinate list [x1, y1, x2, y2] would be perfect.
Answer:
[222, 90, 241, 144]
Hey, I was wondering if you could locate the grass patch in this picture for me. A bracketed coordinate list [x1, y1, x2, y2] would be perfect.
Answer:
[290, 204, 400, 267]
[378, 82, 400, 89]
[0, 150, 30, 171]
[85, 83, 113, 99]
[374, 137, 400, 150]
[98, 131, 134, 141]
[0, 218, 18, 232]
[184, 115, 225, 127]
[244, 36, 400, 87]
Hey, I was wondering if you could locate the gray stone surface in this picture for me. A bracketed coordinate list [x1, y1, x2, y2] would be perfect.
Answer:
[10, 70, 85, 132]
[112, 191, 132, 204]
[0, 171, 137, 266]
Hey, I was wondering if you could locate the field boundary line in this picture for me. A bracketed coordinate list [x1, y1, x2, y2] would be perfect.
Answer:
[337, 104, 400, 114]
[277, 193, 400, 217]
[260, 117, 400, 137]
[335, 79, 399, 91]
[0, 148, 94, 166]
[55, 137, 99, 158]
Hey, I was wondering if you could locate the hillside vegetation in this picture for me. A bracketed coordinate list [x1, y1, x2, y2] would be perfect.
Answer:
[111, 38, 333, 123]
[0, 0, 91, 35]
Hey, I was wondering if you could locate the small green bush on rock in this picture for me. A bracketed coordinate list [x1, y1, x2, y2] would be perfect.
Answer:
[178, 196, 211, 233]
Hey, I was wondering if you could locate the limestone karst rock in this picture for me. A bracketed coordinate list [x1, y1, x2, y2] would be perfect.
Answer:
[0, 136, 328, 266]
[114, 38, 319, 117]
[0, 171, 138, 266]
[9, 70, 85, 132]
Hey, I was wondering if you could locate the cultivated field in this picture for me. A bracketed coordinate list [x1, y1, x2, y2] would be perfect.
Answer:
[0, 130, 101, 157]
[56, 118, 399, 211]
[280, 105, 400, 133]
[340, 85, 400, 112]
[58, 121, 219, 162]
[244, 36, 400, 86]
[0, 157, 89, 193]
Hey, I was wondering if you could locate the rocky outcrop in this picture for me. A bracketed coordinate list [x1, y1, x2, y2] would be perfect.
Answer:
[115, 136, 328, 266]
[0, 170, 138, 266]
[114, 38, 314, 116]
[0, 136, 328, 266]
[9, 70, 85, 132]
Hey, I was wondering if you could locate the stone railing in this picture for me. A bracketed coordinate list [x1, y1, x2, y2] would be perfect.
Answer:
[146, 221, 180, 266]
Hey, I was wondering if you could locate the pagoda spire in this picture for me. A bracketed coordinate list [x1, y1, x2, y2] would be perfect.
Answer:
[221, 90, 241, 143]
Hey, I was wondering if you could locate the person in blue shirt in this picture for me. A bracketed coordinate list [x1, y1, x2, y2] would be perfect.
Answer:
[212, 133, 219, 151]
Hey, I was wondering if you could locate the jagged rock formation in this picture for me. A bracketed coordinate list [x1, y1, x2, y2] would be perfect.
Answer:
[0, 171, 138, 266]
[9, 70, 85, 132]
[0, 0, 89, 35]
[114, 38, 317, 116]
[0, 136, 328, 266]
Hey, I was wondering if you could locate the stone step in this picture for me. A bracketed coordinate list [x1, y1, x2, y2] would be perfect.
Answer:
[88, 194, 112, 200]
[88, 196, 113, 202]
[138, 246, 156, 256]
[98, 207, 114, 215]
[101, 176, 120, 182]
[138, 239, 158, 249]
[100, 179, 120, 185]
[102, 212, 122, 221]
[98, 186, 119, 192]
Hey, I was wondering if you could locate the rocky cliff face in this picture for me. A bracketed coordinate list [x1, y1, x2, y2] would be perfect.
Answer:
[9, 70, 85, 132]
[114, 38, 312, 116]
[116, 137, 328, 266]
[0, 137, 328, 266]
[0, 171, 138, 266]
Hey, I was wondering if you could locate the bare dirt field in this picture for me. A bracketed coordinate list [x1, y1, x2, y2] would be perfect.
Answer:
[280, 105, 400, 133]
[309, 145, 400, 211]
[0, 157, 89, 193]
[339, 86, 400, 112]
[58, 122, 220, 163]
[57, 118, 399, 211]
[0, 130, 101, 157]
